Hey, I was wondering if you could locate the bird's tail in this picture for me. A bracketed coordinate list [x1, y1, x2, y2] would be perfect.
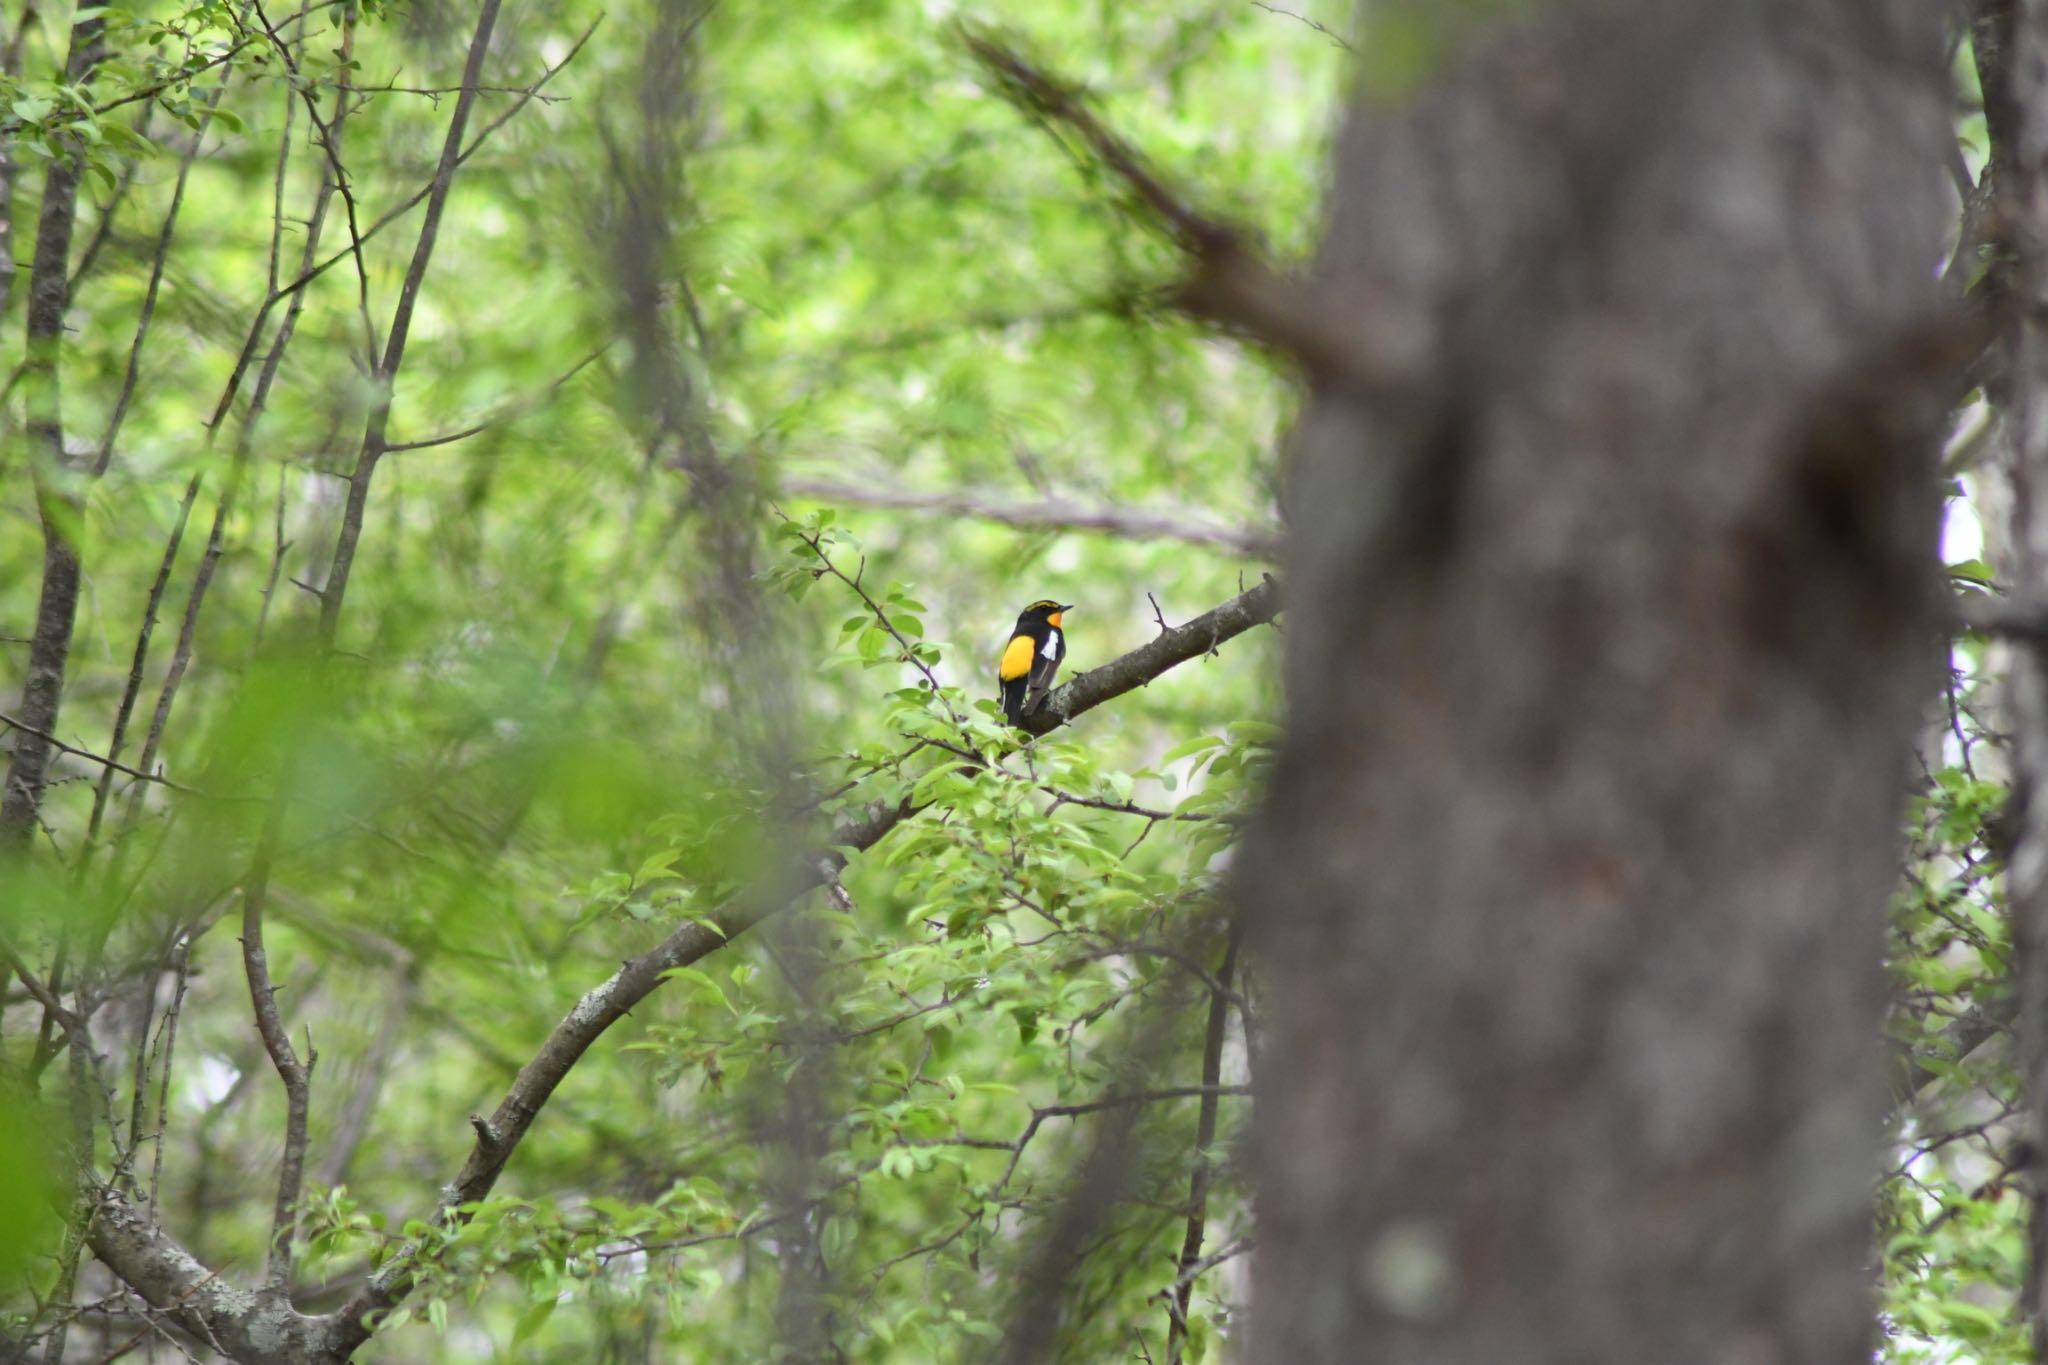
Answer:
[1001, 676, 1029, 724]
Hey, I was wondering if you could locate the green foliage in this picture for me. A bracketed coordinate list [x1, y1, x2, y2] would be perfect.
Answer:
[1880, 633, 2025, 1364]
[0, 0, 1323, 1356]
[0, 1096, 65, 1288]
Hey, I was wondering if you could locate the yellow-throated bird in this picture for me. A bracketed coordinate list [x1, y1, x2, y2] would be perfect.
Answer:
[999, 600, 1072, 725]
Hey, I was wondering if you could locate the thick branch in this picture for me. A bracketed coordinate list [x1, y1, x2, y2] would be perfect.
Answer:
[1019, 575, 1281, 734]
[85, 1185, 342, 1365]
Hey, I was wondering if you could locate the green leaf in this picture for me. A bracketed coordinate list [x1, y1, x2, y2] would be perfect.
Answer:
[663, 967, 733, 1014]
[1160, 733, 1226, 765]
[1947, 557, 1995, 585]
[513, 1295, 559, 1344]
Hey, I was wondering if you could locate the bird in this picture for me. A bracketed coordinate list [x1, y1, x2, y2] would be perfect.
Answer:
[999, 599, 1072, 725]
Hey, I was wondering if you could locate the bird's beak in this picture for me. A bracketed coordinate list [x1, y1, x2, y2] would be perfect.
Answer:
[1060, 604, 1075, 612]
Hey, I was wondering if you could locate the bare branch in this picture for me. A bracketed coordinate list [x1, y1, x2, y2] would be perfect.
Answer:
[784, 477, 1279, 558]
[94, 89, 221, 474]
[1249, 2, 1354, 51]
[250, 0, 379, 360]
[0, 929, 84, 1035]
[80, 476, 202, 863]
[1165, 926, 1243, 1363]
[239, 815, 315, 1292]
[204, 9, 342, 441]
[148, 936, 196, 1215]
[82, 1186, 336, 1360]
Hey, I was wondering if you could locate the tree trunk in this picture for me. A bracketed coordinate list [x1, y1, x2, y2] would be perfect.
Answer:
[1241, 3, 1953, 1361]
[0, 9, 105, 845]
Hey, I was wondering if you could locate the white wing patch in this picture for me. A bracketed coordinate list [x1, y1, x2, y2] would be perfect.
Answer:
[1046, 628, 1062, 656]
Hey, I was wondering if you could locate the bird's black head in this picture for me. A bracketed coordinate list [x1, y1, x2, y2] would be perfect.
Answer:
[1018, 599, 1073, 628]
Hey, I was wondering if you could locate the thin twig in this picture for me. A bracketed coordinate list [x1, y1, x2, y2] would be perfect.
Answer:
[0, 711, 198, 794]
[319, 0, 507, 639]
[1249, 1, 1354, 51]
[239, 812, 314, 1292]
[253, 467, 291, 648]
[148, 935, 195, 1216]
[249, 0, 378, 361]
[267, 19, 600, 308]
[0, 930, 84, 1035]
[94, 86, 220, 474]
[1165, 924, 1243, 1362]
[921, 734, 1216, 822]
[83, 0, 346, 118]
[80, 476, 202, 862]
[788, 518, 967, 728]
[384, 345, 608, 452]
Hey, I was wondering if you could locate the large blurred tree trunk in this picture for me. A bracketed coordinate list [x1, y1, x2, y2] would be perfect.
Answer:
[1241, 3, 1953, 1361]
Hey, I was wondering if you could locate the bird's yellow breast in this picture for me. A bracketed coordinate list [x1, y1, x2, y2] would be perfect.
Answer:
[999, 633, 1036, 681]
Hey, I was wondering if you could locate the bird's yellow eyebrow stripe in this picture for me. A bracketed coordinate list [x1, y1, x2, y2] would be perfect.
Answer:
[999, 633, 1036, 681]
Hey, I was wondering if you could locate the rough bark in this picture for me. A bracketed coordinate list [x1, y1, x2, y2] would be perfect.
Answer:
[1240, 3, 1952, 1362]
[0, 0, 28, 325]
[0, 11, 106, 845]
[85, 1185, 349, 1363]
